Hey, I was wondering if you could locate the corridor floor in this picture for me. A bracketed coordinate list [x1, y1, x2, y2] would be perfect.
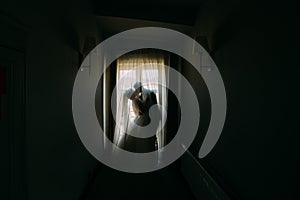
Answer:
[83, 162, 196, 200]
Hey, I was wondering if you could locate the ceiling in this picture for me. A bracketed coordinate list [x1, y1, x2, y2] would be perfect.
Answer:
[92, 2, 202, 26]
[96, 16, 194, 38]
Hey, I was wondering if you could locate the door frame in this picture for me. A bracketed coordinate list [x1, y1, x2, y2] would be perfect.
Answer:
[0, 12, 28, 200]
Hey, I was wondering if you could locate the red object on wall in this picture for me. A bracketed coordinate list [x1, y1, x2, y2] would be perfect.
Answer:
[0, 67, 6, 120]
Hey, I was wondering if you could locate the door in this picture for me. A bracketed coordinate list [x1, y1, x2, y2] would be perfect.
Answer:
[0, 46, 26, 200]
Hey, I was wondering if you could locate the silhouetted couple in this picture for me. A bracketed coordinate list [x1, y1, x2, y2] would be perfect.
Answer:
[123, 82, 159, 153]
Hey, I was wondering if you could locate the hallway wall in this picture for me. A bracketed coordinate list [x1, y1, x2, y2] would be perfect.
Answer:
[25, 28, 96, 200]
[186, 2, 297, 199]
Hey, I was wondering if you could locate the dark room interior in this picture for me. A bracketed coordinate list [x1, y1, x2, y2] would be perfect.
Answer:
[0, 0, 298, 199]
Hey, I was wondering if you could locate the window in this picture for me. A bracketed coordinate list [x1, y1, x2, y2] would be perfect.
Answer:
[113, 52, 168, 151]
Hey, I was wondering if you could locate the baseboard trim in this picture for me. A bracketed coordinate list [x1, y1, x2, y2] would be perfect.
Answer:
[180, 150, 231, 200]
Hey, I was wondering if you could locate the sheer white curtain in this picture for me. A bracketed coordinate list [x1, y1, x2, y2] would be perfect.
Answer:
[113, 51, 168, 153]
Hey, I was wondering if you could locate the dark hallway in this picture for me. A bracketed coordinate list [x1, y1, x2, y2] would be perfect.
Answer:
[0, 0, 298, 200]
